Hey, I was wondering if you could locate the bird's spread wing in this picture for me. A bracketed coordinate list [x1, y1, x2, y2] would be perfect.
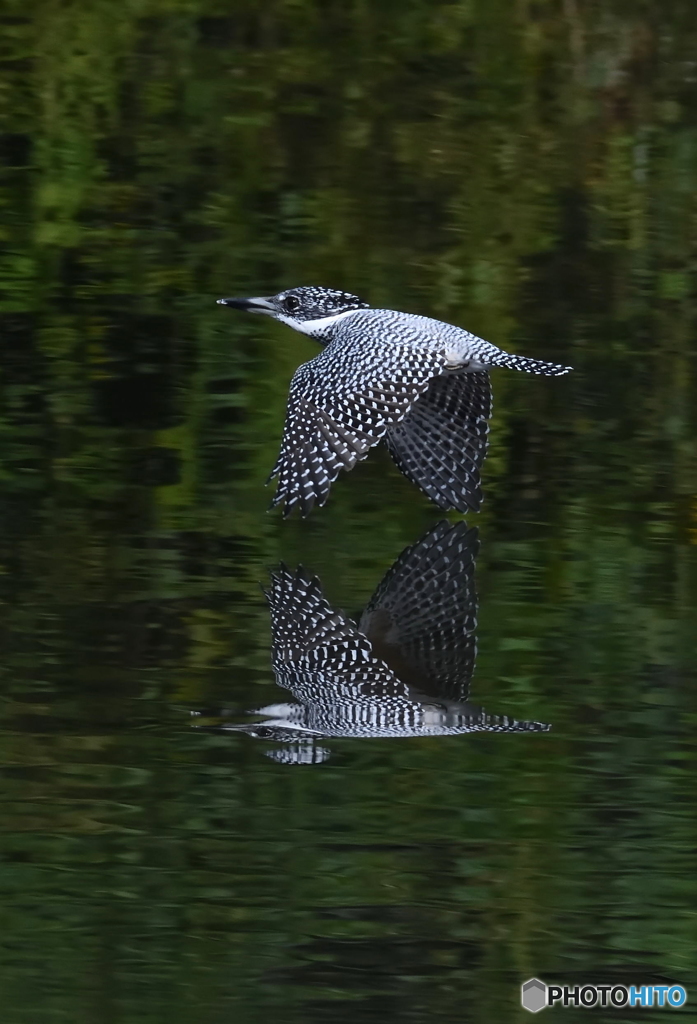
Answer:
[384, 371, 491, 513]
[269, 334, 448, 515]
[265, 565, 412, 705]
[359, 521, 478, 700]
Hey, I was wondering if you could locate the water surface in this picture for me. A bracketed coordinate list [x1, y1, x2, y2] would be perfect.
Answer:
[1, 3, 696, 1021]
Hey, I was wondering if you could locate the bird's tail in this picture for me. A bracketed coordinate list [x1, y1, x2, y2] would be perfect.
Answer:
[491, 352, 572, 376]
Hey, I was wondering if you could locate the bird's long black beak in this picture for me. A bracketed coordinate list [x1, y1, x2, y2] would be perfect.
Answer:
[217, 296, 276, 314]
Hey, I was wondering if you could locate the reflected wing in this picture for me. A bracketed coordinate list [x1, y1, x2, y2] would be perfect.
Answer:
[359, 521, 478, 700]
[269, 334, 448, 516]
[265, 565, 413, 706]
[384, 371, 491, 512]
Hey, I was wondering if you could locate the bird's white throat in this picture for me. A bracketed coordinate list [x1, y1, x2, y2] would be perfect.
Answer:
[276, 308, 361, 336]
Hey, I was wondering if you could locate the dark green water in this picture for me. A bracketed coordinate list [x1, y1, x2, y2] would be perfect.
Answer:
[1, 3, 697, 1021]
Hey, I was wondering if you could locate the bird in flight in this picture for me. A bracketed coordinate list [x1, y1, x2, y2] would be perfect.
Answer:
[218, 286, 571, 516]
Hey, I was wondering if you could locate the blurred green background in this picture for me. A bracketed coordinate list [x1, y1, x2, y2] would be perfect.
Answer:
[1, 1, 696, 1021]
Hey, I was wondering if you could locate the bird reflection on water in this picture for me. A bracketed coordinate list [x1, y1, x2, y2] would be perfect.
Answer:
[203, 522, 550, 763]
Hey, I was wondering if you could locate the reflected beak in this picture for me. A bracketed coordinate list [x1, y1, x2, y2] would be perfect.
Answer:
[217, 296, 276, 314]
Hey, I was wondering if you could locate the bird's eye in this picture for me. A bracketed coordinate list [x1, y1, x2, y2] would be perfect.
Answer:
[283, 295, 300, 314]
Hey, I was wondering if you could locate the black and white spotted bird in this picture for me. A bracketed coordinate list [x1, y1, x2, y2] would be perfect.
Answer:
[218, 286, 571, 515]
[207, 522, 550, 763]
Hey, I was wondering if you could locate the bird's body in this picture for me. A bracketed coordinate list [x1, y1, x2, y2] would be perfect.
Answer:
[218, 286, 571, 515]
[286, 305, 564, 374]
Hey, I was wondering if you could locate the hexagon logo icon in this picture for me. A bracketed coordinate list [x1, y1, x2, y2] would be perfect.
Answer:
[521, 978, 547, 1013]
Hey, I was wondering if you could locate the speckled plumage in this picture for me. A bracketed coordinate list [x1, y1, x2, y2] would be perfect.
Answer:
[385, 370, 492, 514]
[227, 522, 550, 760]
[218, 286, 572, 515]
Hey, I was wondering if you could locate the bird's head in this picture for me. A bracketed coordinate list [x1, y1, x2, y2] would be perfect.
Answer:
[217, 285, 370, 341]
